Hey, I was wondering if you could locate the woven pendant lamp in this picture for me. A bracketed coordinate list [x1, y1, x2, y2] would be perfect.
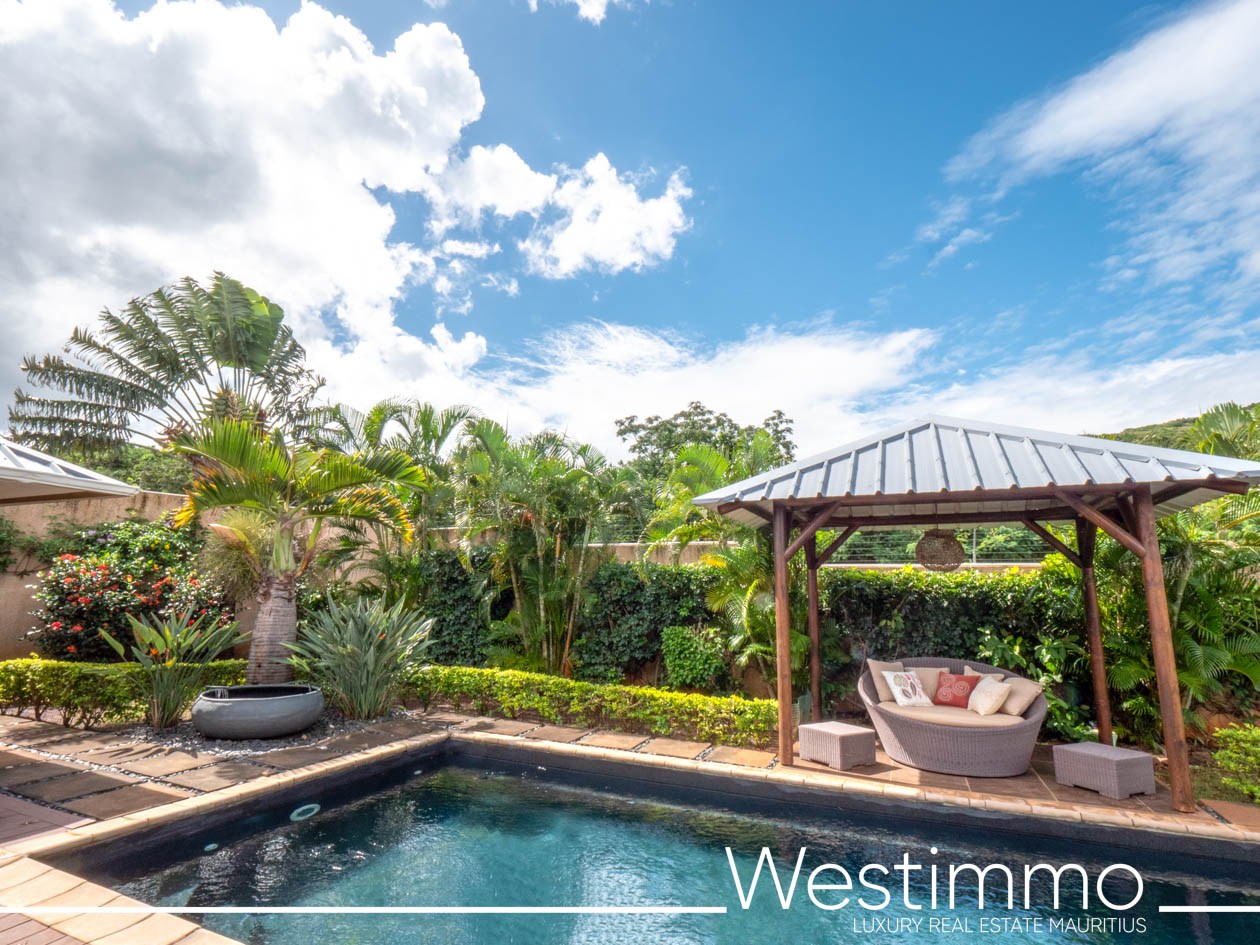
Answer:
[915, 529, 965, 572]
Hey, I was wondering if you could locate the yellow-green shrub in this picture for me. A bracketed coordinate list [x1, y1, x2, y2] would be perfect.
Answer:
[407, 665, 777, 748]
[0, 658, 245, 728]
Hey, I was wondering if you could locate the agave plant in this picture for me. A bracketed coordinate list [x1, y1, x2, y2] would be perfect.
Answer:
[97, 606, 247, 729]
[285, 598, 432, 720]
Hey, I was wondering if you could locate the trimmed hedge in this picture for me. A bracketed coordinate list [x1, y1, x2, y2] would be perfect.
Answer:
[408, 665, 778, 748]
[0, 658, 246, 728]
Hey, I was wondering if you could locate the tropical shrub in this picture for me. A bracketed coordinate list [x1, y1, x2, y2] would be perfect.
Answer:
[287, 598, 432, 719]
[0, 659, 245, 728]
[572, 561, 715, 682]
[97, 607, 248, 728]
[1213, 724, 1260, 803]
[661, 624, 726, 689]
[408, 665, 777, 748]
[29, 518, 233, 661]
[975, 632, 1093, 740]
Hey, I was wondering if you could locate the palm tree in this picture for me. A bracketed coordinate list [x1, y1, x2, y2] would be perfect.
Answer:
[645, 428, 784, 555]
[455, 420, 610, 675]
[10, 272, 323, 453]
[314, 398, 476, 548]
[174, 419, 424, 684]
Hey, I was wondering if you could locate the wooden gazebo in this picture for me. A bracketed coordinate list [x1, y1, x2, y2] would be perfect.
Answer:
[693, 416, 1260, 812]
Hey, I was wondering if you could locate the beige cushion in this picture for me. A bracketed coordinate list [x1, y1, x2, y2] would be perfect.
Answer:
[968, 677, 1012, 716]
[964, 664, 1006, 684]
[910, 666, 948, 701]
[878, 703, 1024, 728]
[866, 659, 904, 702]
[999, 676, 1044, 716]
[883, 670, 932, 707]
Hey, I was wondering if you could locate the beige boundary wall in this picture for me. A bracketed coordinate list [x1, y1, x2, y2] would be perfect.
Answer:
[0, 491, 1042, 660]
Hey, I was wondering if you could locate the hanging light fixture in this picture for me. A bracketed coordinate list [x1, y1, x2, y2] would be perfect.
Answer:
[915, 528, 965, 572]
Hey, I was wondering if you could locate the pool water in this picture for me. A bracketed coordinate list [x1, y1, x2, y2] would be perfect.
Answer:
[93, 764, 1257, 944]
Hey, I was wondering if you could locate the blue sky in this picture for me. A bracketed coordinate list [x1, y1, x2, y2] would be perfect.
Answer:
[5, 0, 1260, 455]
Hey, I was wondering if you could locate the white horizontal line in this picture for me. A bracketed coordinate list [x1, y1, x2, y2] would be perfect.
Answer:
[1159, 906, 1260, 913]
[6, 905, 728, 916]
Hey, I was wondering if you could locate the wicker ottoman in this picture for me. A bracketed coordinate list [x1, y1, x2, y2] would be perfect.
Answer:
[799, 721, 876, 770]
[1052, 741, 1156, 799]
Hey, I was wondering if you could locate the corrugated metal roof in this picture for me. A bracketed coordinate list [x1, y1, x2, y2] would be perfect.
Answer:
[693, 415, 1260, 529]
[0, 437, 140, 505]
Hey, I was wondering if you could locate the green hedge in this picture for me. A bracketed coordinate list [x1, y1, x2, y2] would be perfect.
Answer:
[0, 658, 246, 728]
[407, 665, 778, 748]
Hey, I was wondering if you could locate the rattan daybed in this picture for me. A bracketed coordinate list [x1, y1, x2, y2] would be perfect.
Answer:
[858, 656, 1046, 778]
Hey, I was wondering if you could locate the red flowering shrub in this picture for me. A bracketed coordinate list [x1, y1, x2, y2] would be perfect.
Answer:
[27, 519, 233, 662]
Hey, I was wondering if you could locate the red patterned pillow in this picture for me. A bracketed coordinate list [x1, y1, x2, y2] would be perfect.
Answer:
[933, 673, 981, 708]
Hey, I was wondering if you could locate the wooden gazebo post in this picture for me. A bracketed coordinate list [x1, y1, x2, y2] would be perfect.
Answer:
[1075, 518, 1113, 746]
[772, 504, 795, 765]
[1134, 486, 1194, 811]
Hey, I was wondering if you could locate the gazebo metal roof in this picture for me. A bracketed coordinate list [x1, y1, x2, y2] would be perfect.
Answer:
[0, 437, 139, 506]
[694, 414, 1260, 530]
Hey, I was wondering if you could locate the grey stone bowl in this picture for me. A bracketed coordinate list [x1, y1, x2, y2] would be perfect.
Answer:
[191, 684, 324, 740]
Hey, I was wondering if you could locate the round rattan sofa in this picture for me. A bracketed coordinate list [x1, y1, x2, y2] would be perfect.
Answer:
[858, 656, 1047, 778]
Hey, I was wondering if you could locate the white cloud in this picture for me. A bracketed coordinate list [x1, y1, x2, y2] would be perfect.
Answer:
[882, 346, 1260, 440]
[914, 196, 971, 243]
[0, 0, 691, 413]
[929, 227, 991, 268]
[946, 0, 1260, 302]
[520, 154, 691, 278]
[480, 321, 934, 454]
[428, 144, 557, 234]
[529, 0, 641, 25]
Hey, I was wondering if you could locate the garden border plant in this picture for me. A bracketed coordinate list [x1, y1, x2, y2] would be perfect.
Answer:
[0, 657, 245, 728]
[408, 665, 777, 748]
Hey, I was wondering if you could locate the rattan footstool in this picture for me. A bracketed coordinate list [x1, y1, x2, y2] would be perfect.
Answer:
[799, 721, 876, 770]
[1052, 741, 1156, 799]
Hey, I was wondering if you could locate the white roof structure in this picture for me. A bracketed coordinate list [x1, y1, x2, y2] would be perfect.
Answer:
[0, 437, 140, 506]
[694, 415, 1260, 530]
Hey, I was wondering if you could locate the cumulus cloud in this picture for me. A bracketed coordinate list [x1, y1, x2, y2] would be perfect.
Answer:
[520, 155, 691, 278]
[0, 0, 691, 413]
[947, 0, 1260, 301]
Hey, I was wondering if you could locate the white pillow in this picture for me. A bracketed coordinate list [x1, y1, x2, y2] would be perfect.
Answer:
[882, 670, 933, 707]
[969, 676, 1012, 716]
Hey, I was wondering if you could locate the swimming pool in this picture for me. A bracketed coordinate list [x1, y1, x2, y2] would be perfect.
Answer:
[62, 757, 1260, 945]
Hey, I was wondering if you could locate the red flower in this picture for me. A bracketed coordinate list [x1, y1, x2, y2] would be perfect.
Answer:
[51, 621, 62, 629]
[66, 645, 76, 654]
[71, 625, 82, 632]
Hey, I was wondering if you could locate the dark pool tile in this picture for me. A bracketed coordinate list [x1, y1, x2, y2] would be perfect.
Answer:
[11, 770, 140, 803]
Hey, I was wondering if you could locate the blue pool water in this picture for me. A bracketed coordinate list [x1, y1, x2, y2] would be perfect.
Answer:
[88, 763, 1257, 944]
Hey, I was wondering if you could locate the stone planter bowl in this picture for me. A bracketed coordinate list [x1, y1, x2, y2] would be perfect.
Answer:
[191, 684, 324, 740]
